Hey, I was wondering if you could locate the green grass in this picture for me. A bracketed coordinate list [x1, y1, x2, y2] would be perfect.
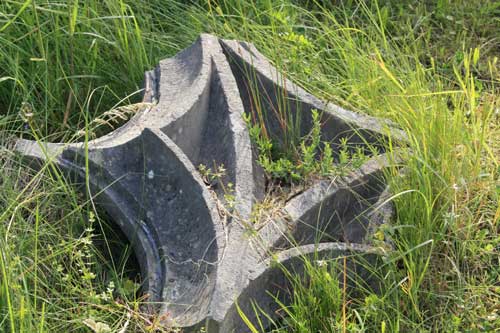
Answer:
[1, 0, 499, 332]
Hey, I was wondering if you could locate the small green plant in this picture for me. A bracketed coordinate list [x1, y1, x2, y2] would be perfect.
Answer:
[198, 163, 227, 186]
[337, 137, 369, 171]
[245, 109, 367, 184]
[198, 163, 236, 209]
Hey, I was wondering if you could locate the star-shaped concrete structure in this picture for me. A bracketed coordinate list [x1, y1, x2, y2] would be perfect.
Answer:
[15, 34, 400, 332]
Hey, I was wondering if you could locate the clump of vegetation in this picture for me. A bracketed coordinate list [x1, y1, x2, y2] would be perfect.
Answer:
[0, 156, 150, 332]
[198, 163, 236, 209]
[239, 259, 347, 333]
[245, 110, 367, 185]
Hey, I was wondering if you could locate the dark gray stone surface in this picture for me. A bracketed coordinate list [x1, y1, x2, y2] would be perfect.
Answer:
[15, 34, 400, 332]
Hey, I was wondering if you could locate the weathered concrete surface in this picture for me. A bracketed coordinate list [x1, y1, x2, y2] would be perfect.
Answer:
[15, 34, 400, 332]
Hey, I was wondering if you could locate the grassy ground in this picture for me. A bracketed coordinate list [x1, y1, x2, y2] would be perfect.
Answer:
[0, 0, 498, 332]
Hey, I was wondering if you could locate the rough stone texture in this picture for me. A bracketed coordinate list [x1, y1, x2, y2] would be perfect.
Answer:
[15, 34, 401, 332]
